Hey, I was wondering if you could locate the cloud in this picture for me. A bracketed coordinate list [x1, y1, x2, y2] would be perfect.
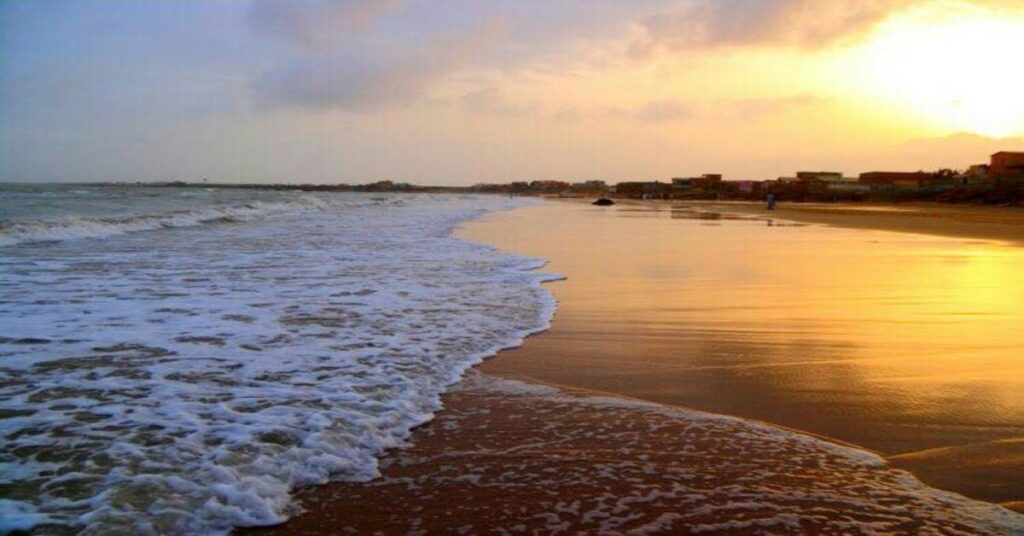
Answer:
[248, 0, 403, 48]
[723, 94, 822, 118]
[635, 0, 918, 51]
[816, 132, 1024, 175]
[253, 20, 508, 111]
[629, 100, 694, 123]
[459, 87, 537, 117]
[893, 132, 1024, 164]
[603, 94, 818, 124]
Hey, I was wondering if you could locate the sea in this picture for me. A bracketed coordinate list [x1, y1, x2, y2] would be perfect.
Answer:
[0, 184, 557, 535]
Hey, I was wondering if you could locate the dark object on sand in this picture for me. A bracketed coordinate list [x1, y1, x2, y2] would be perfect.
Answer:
[592, 198, 615, 206]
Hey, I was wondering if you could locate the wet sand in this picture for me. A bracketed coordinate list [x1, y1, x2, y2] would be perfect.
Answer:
[665, 200, 1024, 246]
[465, 201, 1024, 509]
[253, 200, 1024, 534]
[249, 373, 1021, 534]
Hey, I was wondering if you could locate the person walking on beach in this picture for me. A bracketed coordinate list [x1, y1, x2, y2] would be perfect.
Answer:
[766, 192, 777, 210]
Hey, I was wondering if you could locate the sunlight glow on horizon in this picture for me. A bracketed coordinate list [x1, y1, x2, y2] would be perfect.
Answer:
[848, 5, 1024, 138]
[2, 1, 1023, 183]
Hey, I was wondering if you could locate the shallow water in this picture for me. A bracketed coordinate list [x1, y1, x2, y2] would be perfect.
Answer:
[465, 202, 1024, 506]
[0, 187, 556, 534]
[252, 372, 1024, 534]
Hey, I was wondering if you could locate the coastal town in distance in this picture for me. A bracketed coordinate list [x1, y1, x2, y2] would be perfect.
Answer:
[156, 150, 1024, 204]
[5, 1, 1024, 534]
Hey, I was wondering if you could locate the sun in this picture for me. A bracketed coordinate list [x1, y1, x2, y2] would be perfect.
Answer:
[850, 5, 1024, 137]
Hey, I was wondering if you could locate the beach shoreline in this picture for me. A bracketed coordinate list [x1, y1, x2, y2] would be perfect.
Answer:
[612, 198, 1024, 246]
[249, 373, 1023, 534]
[252, 199, 1024, 534]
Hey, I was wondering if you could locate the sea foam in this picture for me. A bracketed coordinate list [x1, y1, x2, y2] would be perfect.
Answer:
[0, 193, 556, 534]
[0, 195, 334, 246]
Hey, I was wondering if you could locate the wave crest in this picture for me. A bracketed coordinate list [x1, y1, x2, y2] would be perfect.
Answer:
[0, 196, 335, 246]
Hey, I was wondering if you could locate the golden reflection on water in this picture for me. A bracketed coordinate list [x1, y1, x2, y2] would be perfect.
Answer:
[460, 202, 1024, 505]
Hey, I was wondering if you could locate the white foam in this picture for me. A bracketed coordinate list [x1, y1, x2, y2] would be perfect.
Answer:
[0, 194, 345, 246]
[0, 193, 556, 534]
[446, 373, 1024, 534]
[466, 373, 888, 468]
[0, 500, 59, 535]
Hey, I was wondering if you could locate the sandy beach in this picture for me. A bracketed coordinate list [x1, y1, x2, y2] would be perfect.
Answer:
[250, 373, 1021, 535]
[252, 200, 1024, 534]
[9, 3, 1024, 533]
[663, 200, 1024, 246]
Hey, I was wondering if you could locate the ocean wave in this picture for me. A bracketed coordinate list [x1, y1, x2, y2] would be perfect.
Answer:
[0, 195, 337, 246]
[0, 195, 553, 535]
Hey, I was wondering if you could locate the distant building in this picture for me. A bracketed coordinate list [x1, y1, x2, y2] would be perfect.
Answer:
[826, 182, 871, 194]
[764, 178, 810, 198]
[569, 180, 607, 193]
[617, 181, 671, 199]
[731, 180, 760, 194]
[671, 177, 693, 189]
[672, 174, 722, 193]
[528, 180, 570, 192]
[858, 171, 934, 188]
[695, 174, 723, 190]
[796, 171, 846, 183]
[990, 152, 1024, 182]
[965, 164, 990, 184]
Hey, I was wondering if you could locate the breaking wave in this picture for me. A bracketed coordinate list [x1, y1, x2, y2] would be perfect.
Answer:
[0, 195, 344, 246]
[0, 193, 556, 535]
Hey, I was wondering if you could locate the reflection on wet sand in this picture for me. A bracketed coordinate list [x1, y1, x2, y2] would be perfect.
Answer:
[460, 201, 1024, 508]
[250, 373, 1023, 535]
[668, 205, 813, 227]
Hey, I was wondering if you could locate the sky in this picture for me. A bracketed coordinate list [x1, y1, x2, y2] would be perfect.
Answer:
[2, 0, 1024, 185]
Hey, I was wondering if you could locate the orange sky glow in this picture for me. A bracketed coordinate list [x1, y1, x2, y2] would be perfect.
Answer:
[1, 0, 1023, 183]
